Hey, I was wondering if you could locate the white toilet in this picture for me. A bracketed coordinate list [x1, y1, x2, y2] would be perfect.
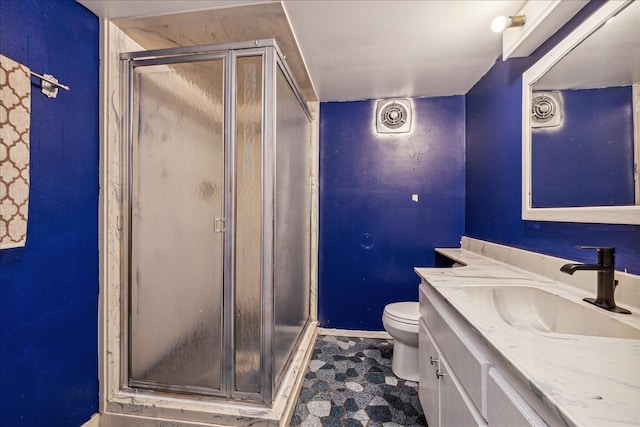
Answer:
[382, 301, 420, 381]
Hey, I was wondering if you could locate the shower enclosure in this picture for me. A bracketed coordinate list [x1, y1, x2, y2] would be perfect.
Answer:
[120, 40, 313, 405]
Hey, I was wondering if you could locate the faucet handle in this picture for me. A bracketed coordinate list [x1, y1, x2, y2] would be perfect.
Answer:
[575, 246, 615, 267]
[575, 246, 615, 255]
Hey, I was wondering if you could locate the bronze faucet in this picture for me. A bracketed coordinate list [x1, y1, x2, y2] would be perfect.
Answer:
[560, 246, 631, 314]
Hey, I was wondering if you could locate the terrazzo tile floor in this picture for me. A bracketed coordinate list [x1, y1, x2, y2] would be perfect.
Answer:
[290, 335, 428, 426]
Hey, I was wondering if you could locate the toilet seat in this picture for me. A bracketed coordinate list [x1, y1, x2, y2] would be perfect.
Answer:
[383, 302, 419, 325]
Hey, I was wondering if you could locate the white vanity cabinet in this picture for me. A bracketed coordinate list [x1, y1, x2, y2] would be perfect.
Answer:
[419, 281, 555, 427]
[419, 285, 487, 427]
[418, 320, 440, 425]
[419, 318, 486, 427]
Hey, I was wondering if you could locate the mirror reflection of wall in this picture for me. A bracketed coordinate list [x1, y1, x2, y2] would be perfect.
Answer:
[530, 0, 640, 209]
[531, 86, 635, 207]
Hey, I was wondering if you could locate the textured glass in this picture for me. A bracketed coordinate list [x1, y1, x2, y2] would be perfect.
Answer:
[273, 67, 312, 382]
[234, 56, 263, 394]
[129, 60, 224, 392]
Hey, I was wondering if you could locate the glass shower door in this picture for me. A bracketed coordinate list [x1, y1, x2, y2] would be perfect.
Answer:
[128, 58, 226, 394]
[233, 54, 264, 397]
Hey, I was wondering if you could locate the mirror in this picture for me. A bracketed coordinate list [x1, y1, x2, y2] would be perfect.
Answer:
[522, 0, 640, 224]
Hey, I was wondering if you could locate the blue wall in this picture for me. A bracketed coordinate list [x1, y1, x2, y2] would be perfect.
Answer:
[319, 97, 465, 330]
[532, 86, 634, 207]
[465, 0, 640, 275]
[1, 2, 638, 424]
[0, 0, 99, 425]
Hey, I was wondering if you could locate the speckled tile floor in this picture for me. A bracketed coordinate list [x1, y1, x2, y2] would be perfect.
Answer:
[289, 335, 428, 426]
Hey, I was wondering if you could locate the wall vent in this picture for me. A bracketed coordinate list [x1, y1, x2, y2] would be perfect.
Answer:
[376, 99, 412, 133]
[531, 92, 562, 128]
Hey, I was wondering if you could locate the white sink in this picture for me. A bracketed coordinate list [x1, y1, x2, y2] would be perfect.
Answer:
[460, 286, 640, 340]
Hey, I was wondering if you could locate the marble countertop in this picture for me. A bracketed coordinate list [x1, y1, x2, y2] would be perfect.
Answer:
[415, 248, 640, 427]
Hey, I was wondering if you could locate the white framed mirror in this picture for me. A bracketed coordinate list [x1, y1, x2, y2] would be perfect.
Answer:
[522, 0, 640, 225]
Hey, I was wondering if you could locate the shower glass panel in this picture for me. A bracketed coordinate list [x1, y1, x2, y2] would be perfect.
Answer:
[234, 55, 264, 395]
[129, 59, 225, 394]
[273, 66, 312, 384]
[122, 41, 312, 410]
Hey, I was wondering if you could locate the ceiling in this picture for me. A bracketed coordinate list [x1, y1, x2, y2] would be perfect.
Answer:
[282, 0, 526, 101]
[79, 0, 527, 102]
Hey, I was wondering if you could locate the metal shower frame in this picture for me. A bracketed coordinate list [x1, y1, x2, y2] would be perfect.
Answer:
[119, 39, 312, 405]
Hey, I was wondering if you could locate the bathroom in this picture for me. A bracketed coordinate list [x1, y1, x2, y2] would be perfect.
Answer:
[0, 0, 638, 426]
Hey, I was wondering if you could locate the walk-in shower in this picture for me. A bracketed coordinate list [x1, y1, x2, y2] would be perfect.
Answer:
[119, 40, 313, 409]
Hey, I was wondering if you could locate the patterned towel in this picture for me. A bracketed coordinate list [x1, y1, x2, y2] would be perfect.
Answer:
[1, 54, 31, 249]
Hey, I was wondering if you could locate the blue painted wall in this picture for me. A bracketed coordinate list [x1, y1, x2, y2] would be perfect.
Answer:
[466, 0, 640, 275]
[0, 2, 637, 424]
[0, 0, 99, 425]
[532, 86, 634, 207]
[319, 97, 465, 330]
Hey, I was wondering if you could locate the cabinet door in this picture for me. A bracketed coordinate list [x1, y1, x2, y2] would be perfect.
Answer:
[439, 358, 486, 427]
[488, 370, 547, 427]
[421, 284, 490, 418]
[419, 320, 440, 427]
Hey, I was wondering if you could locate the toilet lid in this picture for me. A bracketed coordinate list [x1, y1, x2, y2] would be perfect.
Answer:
[384, 302, 419, 324]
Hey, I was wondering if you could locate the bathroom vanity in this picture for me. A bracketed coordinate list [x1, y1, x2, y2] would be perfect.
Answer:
[416, 238, 640, 427]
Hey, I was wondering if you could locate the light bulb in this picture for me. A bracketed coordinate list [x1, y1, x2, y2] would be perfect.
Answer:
[491, 15, 508, 33]
[492, 15, 525, 32]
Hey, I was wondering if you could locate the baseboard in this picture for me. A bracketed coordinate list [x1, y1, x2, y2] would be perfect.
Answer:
[82, 413, 101, 427]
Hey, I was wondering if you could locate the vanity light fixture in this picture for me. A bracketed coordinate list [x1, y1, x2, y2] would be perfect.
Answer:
[491, 15, 525, 33]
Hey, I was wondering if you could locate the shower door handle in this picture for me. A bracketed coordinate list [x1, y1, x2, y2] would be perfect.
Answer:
[214, 217, 226, 233]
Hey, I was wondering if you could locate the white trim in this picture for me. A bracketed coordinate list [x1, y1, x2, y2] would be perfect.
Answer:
[521, 0, 640, 225]
[81, 414, 101, 427]
[309, 101, 320, 323]
[102, 412, 258, 426]
[503, 0, 589, 60]
[319, 328, 392, 339]
[97, 17, 108, 418]
[101, 22, 145, 414]
[633, 83, 640, 205]
[77, 0, 273, 20]
[521, 205, 640, 225]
